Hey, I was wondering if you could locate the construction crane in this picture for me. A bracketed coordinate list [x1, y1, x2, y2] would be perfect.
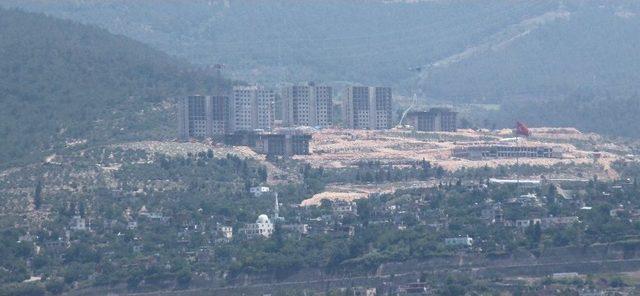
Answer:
[397, 65, 431, 128]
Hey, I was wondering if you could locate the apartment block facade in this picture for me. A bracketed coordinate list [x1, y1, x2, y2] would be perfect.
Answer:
[231, 86, 275, 132]
[343, 86, 393, 130]
[282, 83, 333, 127]
[178, 95, 230, 140]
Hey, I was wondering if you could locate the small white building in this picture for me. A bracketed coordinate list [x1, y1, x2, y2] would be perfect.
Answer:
[445, 236, 473, 247]
[240, 214, 274, 239]
[250, 186, 271, 197]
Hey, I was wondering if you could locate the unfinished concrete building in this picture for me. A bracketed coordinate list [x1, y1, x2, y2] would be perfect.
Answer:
[256, 133, 311, 157]
[406, 108, 457, 132]
[178, 95, 230, 140]
[282, 83, 333, 128]
[210, 95, 230, 135]
[231, 86, 275, 132]
[224, 129, 311, 157]
[343, 86, 393, 130]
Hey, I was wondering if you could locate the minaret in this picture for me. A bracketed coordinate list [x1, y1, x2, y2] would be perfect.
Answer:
[273, 192, 280, 221]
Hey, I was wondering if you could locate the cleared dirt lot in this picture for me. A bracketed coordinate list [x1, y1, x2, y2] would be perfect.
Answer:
[295, 127, 627, 206]
[301, 180, 438, 206]
[295, 128, 615, 173]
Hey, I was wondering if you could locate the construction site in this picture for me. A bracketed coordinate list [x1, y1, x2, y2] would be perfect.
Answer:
[294, 126, 633, 206]
[297, 127, 619, 170]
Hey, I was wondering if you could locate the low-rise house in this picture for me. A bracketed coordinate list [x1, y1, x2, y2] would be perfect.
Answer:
[332, 201, 358, 216]
[43, 240, 67, 254]
[507, 193, 542, 207]
[282, 224, 309, 236]
[540, 216, 579, 229]
[102, 219, 119, 230]
[330, 224, 355, 237]
[445, 236, 473, 247]
[353, 287, 377, 296]
[552, 272, 580, 280]
[489, 178, 541, 188]
[515, 217, 578, 229]
[250, 186, 270, 197]
[629, 209, 640, 221]
[139, 209, 170, 224]
[127, 221, 138, 230]
[18, 232, 36, 243]
[69, 215, 87, 231]
[515, 219, 542, 229]
[481, 204, 504, 224]
[196, 247, 214, 263]
[398, 282, 431, 294]
[216, 225, 233, 240]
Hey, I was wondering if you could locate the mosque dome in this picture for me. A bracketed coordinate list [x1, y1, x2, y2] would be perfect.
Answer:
[256, 214, 271, 224]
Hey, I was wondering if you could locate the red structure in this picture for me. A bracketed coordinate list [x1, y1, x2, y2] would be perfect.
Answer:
[515, 121, 531, 137]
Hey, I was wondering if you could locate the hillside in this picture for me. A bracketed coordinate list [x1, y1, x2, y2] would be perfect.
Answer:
[422, 3, 640, 100]
[0, 8, 228, 167]
[4, 0, 640, 100]
[2, 1, 640, 140]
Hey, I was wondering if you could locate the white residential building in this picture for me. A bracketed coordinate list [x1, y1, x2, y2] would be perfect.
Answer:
[445, 236, 473, 247]
[240, 214, 274, 239]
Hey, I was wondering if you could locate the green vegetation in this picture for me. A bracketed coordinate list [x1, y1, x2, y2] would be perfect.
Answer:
[490, 94, 640, 139]
[2, 143, 639, 293]
[0, 8, 228, 167]
[0, 147, 272, 293]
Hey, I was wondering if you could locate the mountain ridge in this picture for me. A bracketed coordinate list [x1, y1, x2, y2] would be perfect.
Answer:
[4, 0, 640, 101]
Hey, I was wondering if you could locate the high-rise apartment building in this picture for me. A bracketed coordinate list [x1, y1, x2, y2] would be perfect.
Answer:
[343, 86, 393, 130]
[282, 83, 333, 127]
[178, 95, 230, 140]
[209, 95, 230, 135]
[231, 86, 275, 132]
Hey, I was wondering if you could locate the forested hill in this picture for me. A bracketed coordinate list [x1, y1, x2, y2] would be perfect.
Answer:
[4, 0, 640, 100]
[0, 8, 227, 167]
